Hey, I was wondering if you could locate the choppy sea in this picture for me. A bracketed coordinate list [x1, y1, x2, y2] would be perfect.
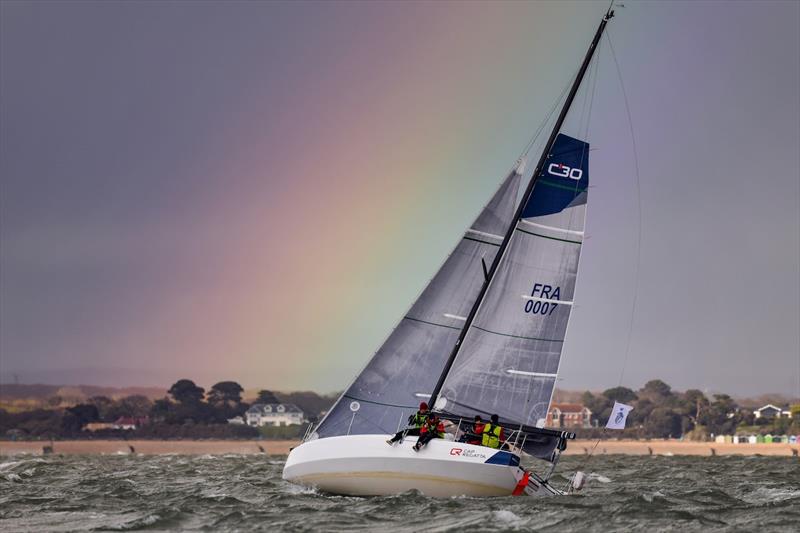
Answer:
[1, 453, 798, 532]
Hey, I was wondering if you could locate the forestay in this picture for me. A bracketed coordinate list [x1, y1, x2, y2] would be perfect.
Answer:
[436, 133, 589, 431]
[313, 169, 521, 438]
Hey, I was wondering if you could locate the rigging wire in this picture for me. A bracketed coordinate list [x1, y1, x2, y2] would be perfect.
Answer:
[518, 69, 578, 164]
[542, 36, 601, 421]
[607, 29, 643, 389]
[564, 25, 644, 492]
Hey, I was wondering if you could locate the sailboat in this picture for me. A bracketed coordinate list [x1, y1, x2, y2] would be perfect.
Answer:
[284, 7, 615, 497]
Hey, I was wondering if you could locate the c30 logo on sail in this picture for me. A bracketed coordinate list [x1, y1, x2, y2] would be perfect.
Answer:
[547, 163, 582, 181]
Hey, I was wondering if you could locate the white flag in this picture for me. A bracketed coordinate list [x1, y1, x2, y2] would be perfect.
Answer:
[605, 401, 634, 430]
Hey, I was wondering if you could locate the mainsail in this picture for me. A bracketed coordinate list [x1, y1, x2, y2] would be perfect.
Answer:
[313, 168, 521, 438]
[435, 133, 589, 431]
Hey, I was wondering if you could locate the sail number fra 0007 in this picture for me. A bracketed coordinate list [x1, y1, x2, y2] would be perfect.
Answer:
[524, 283, 561, 316]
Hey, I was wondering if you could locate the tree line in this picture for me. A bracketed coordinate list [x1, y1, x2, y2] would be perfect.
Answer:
[579, 379, 800, 439]
[3, 378, 796, 440]
[0, 379, 334, 440]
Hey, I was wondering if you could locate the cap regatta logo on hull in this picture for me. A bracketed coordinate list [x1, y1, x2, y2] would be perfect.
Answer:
[449, 447, 487, 459]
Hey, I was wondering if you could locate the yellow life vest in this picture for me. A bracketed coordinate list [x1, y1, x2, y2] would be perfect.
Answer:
[410, 412, 427, 428]
[482, 423, 502, 448]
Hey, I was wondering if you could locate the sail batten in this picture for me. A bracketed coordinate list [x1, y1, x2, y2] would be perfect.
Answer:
[521, 295, 574, 306]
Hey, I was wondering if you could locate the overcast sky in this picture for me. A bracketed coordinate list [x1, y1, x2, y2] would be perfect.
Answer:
[1, 1, 798, 396]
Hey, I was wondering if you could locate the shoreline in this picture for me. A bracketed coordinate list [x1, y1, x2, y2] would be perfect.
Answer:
[1, 439, 798, 457]
[0, 439, 296, 456]
[566, 439, 799, 457]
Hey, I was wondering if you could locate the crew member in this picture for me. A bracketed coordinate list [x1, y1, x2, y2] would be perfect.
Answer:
[459, 415, 484, 445]
[482, 414, 504, 449]
[386, 402, 428, 445]
[413, 414, 445, 451]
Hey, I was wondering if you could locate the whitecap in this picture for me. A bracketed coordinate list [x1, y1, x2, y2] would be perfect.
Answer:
[589, 473, 612, 483]
[492, 509, 524, 527]
[0, 460, 23, 472]
[742, 486, 800, 504]
[641, 490, 666, 503]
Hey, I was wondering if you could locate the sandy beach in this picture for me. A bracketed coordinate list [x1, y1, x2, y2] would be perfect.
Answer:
[566, 439, 799, 457]
[0, 439, 297, 456]
[1, 439, 798, 457]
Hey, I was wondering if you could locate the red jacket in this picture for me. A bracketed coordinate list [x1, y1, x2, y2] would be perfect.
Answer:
[467, 422, 485, 444]
[420, 421, 444, 436]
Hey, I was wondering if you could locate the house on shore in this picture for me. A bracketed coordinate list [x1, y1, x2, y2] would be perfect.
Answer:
[753, 404, 792, 419]
[113, 416, 148, 430]
[245, 403, 305, 427]
[83, 416, 149, 431]
[546, 403, 592, 429]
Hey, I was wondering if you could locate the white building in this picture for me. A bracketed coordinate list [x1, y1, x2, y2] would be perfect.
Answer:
[245, 403, 305, 427]
[753, 404, 792, 419]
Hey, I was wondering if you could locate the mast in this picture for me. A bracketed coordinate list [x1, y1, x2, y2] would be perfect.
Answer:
[429, 7, 614, 408]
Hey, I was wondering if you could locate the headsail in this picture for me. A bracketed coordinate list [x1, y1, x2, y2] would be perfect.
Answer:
[436, 133, 589, 431]
[313, 169, 521, 438]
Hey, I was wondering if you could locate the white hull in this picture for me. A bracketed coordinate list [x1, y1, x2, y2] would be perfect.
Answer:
[282, 434, 563, 498]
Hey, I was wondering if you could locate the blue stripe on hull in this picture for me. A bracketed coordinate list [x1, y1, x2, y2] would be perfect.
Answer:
[484, 450, 521, 466]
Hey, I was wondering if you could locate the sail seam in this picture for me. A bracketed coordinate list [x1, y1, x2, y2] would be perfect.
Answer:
[537, 178, 588, 193]
[341, 394, 419, 410]
[463, 236, 501, 247]
[403, 316, 462, 330]
[472, 324, 564, 343]
[516, 227, 582, 245]
[520, 219, 585, 236]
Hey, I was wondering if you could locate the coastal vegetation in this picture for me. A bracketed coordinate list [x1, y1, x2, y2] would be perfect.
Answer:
[576, 380, 799, 439]
[1, 378, 796, 441]
[0, 378, 336, 441]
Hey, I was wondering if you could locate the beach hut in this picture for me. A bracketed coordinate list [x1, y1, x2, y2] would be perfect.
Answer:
[764, 434, 773, 443]
[748, 435, 758, 444]
[790, 435, 797, 444]
[714, 435, 726, 444]
[756, 435, 765, 443]
[724, 435, 733, 444]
